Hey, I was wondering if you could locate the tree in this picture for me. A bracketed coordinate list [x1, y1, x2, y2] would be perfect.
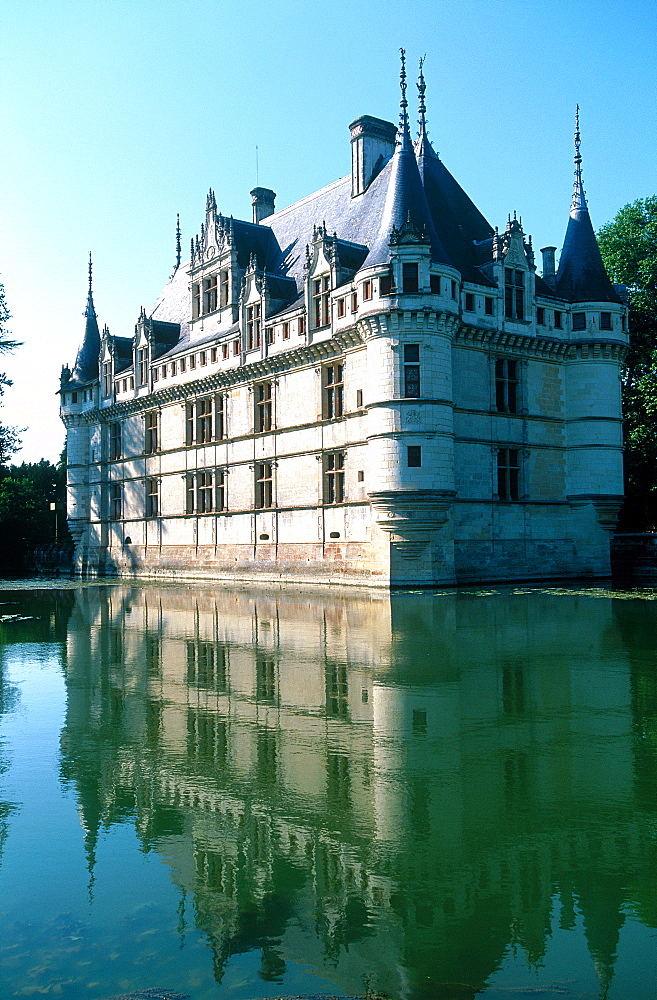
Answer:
[0, 459, 68, 572]
[0, 278, 22, 464]
[597, 196, 657, 530]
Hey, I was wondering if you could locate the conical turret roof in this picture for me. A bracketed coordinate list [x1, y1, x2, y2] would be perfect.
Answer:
[73, 255, 101, 383]
[364, 50, 451, 268]
[555, 109, 621, 304]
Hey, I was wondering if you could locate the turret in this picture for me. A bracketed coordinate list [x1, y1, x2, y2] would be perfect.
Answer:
[72, 254, 101, 384]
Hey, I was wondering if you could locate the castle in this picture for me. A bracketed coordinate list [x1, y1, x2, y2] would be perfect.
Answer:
[60, 54, 628, 587]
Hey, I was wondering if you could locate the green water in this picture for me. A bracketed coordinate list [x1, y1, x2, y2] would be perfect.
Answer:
[0, 581, 655, 1000]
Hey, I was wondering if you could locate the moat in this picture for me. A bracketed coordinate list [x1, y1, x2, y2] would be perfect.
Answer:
[0, 581, 655, 999]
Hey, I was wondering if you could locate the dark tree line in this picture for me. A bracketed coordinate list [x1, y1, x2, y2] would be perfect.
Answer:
[598, 196, 657, 531]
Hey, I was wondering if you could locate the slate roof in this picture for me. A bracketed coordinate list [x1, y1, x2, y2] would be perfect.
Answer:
[70, 286, 101, 385]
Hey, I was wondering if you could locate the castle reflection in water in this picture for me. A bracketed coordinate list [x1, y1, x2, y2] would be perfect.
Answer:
[59, 584, 657, 998]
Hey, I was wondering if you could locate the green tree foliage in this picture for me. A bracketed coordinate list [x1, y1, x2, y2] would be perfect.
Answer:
[0, 459, 68, 572]
[0, 278, 22, 464]
[598, 196, 657, 530]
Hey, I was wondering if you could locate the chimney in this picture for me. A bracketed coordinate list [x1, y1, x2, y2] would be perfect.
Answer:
[251, 187, 276, 224]
[349, 115, 397, 197]
[540, 246, 557, 284]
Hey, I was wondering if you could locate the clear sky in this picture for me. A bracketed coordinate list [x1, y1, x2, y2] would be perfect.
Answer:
[0, 0, 655, 464]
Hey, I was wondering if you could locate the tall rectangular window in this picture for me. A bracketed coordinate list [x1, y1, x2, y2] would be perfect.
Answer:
[196, 397, 213, 443]
[324, 363, 344, 419]
[102, 361, 112, 398]
[203, 275, 218, 313]
[403, 344, 421, 398]
[246, 303, 261, 349]
[554, 310, 563, 329]
[495, 359, 518, 413]
[402, 262, 419, 293]
[137, 347, 148, 386]
[325, 452, 345, 504]
[255, 462, 273, 508]
[313, 275, 330, 328]
[572, 312, 586, 331]
[110, 482, 122, 520]
[600, 312, 612, 331]
[145, 410, 159, 454]
[497, 448, 520, 501]
[146, 477, 159, 518]
[109, 422, 121, 461]
[215, 470, 226, 512]
[255, 381, 273, 432]
[220, 270, 229, 307]
[192, 283, 201, 319]
[504, 268, 524, 320]
[197, 470, 213, 513]
[215, 394, 225, 440]
[186, 473, 195, 514]
[407, 445, 422, 467]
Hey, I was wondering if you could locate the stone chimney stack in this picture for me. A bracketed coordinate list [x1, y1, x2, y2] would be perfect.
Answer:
[540, 246, 557, 284]
[349, 115, 397, 198]
[251, 187, 276, 224]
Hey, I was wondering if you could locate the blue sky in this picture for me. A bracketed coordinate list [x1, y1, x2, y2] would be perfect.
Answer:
[0, 0, 655, 463]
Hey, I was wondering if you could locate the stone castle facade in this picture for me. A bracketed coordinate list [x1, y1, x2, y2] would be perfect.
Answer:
[60, 56, 628, 587]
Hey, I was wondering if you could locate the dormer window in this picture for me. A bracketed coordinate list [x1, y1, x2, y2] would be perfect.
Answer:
[203, 275, 218, 313]
[220, 270, 230, 307]
[192, 284, 201, 319]
[504, 268, 524, 320]
[137, 347, 148, 386]
[313, 275, 330, 328]
[102, 361, 112, 398]
[247, 303, 261, 349]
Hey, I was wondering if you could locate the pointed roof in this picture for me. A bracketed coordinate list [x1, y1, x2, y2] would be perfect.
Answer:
[415, 56, 438, 169]
[72, 254, 101, 384]
[555, 108, 622, 304]
[365, 49, 450, 268]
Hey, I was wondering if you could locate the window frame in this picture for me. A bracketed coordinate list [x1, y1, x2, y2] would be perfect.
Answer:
[324, 451, 345, 504]
[255, 381, 273, 433]
[146, 477, 159, 518]
[145, 410, 159, 455]
[323, 362, 344, 419]
[255, 462, 273, 509]
[495, 358, 519, 414]
[497, 448, 521, 502]
[313, 274, 330, 328]
[109, 421, 122, 462]
[504, 268, 525, 321]
[403, 344, 421, 399]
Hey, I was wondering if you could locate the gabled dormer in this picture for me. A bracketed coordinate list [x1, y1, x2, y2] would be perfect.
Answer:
[490, 214, 536, 323]
[189, 191, 240, 331]
[240, 253, 265, 354]
[304, 223, 337, 333]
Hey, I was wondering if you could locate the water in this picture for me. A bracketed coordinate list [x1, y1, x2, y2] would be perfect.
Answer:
[0, 581, 655, 1000]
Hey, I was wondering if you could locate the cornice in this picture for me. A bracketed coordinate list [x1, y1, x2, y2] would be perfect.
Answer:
[455, 323, 628, 362]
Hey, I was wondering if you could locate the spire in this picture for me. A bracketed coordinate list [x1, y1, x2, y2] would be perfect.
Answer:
[397, 48, 412, 152]
[415, 55, 437, 165]
[555, 108, 621, 303]
[363, 54, 450, 267]
[175, 213, 181, 271]
[73, 253, 101, 384]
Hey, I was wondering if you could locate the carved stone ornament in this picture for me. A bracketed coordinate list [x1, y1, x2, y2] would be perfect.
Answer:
[368, 490, 454, 559]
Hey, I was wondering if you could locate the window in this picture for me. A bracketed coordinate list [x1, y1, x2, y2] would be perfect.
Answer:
[246, 303, 261, 349]
[572, 312, 586, 331]
[495, 359, 519, 414]
[485, 297, 494, 316]
[313, 275, 330, 327]
[407, 445, 422, 467]
[137, 347, 148, 386]
[199, 350, 207, 366]
[504, 268, 524, 320]
[215, 470, 226, 512]
[186, 473, 195, 514]
[324, 363, 344, 419]
[554, 310, 563, 329]
[211, 348, 217, 363]
[180, 357, 186, 372]
[465, 292, 475, 311]
[203, 275, 218, 313]
[171, 360, 177, 376]
[255, 462, 273, 508]
[267, 327, 274, 345]
[215, 395, 225, 440]
[196, 396, 212, 442]
[451, 280, 458, 299]
[145, 410, 159, 454]
[363, 279, 372, 301]
[337, 298, 345, 318]
[351, 292, 358, 313]
[403, 344, 420, 398]
[102, 361, 112, 398]
[255, 381, 273, 432]
[220, 269, 229, 307]
[402, 262, 419, 293]
[283, 321, 290, 339]
[146, 477, 159, 518]
[233, 338, 240, 355]
[109, 422, 121, 461]
[430, 274, 441, 294]
[380, 271, 393, 295]
[192, 283, 201, 319]
[600, 312, 612, 331]
[497, 448, 520, 501]
[325, 452, 345, 504]
[222, 343, 229, 359]
[536, 307, 545, 325]
[197, 470, 213, 513]
[189, 354, 196, 370]
[152, 368, 159, 382]
[356, 389, 363, 409]
[110, 482, 122, 520]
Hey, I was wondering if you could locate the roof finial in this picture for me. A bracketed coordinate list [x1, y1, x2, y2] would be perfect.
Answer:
[88, 252, 93, 294]
[417, 55, 427, 134]
[571, 104, 587, 214]
[175, 214, 181, 271]
[396, 47, 412, 151]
